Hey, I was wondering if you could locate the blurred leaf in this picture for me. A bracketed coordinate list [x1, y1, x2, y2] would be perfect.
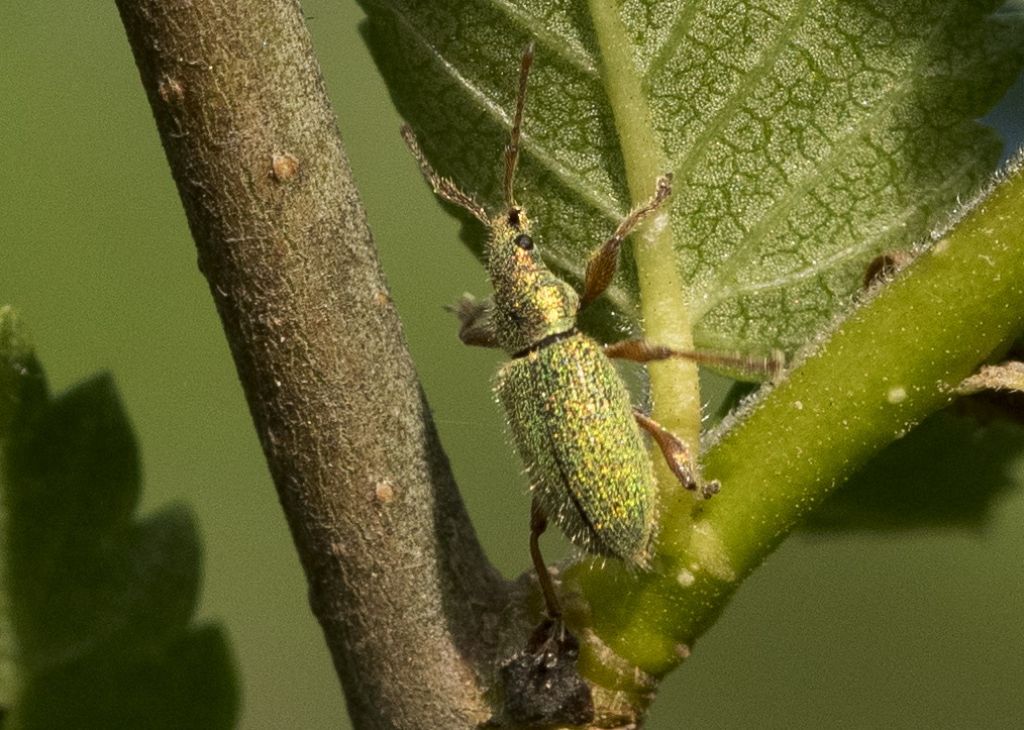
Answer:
[360, 0, 1024, 353]
[806, 409, 1024, 531]
[0, 307, 45, 439]
[11, 626, 236, 730]
[0, 308, 237, 730]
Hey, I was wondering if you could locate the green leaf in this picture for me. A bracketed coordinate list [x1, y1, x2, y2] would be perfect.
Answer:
[0, 309, 238, 729]
[10, 626, 236, 730]
[360, 0, 1024, 354]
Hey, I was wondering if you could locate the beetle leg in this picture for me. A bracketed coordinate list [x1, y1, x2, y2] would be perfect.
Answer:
[578, 175, 673, 310]
[530, 499, 563, 619]
[445, 293, 501, 348]
[633, 411, 719, 498]
[605, 338, 784, 380]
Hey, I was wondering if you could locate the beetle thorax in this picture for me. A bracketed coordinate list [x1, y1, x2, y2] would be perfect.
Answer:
[486, 208, 579, 355]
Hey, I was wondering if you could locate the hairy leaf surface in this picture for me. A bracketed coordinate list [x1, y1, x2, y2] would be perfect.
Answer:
[360, 0, 1023, 353]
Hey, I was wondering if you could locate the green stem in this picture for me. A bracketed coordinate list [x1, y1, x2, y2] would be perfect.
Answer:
[588, 1, 701, 451]
[569, 159, 1024, 686]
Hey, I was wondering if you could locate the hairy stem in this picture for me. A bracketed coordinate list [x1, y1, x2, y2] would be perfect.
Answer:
[588, 2, 701, 453]
[115, 1, 506, 726]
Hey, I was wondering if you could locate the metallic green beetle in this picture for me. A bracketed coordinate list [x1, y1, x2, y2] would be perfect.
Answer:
[401, 46, 748, 616]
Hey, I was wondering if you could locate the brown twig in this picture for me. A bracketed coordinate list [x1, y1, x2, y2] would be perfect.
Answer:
[114, 1, 508, 726]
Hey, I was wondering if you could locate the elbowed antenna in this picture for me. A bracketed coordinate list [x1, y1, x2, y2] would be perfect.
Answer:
[400, 124, 490, 225]
[503, 42, 535, 209]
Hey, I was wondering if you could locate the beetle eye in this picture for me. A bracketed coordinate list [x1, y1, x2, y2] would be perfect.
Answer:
[507, 208, 521, 228]
[514, 233, 534, 251]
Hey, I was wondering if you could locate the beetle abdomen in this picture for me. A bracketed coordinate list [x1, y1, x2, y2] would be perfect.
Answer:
[495, 332, 655, 565]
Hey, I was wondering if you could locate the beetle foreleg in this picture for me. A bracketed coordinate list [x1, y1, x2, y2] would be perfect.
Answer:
[445, 293, 501, 348]
[578, 174, 673, 310]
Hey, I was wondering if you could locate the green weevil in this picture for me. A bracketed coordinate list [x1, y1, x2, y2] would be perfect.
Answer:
[402, 46, 770, 617]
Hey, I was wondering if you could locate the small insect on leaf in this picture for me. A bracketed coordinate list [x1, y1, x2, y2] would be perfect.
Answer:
[401, 46, 777, 619]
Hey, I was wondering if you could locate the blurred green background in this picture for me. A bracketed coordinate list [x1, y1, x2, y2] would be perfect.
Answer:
[2, 2, 1023, 728]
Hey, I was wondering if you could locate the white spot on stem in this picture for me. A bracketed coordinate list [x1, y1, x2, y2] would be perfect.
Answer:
[690, 521, 736, 582]
[887, 386, 907, 404]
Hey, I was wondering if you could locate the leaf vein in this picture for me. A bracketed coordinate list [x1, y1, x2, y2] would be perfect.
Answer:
[697, 150, 980, 312]
[671, 0, 817, 186]
[384, 3, 621, 218]
[644, 3, 702, 80]
[487, 0, 598, 77]
[701, 3, 958, 299]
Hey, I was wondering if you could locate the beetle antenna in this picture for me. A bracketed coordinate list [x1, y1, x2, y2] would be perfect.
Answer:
[503, 42, 535, 209]
[401, 124, 490, 225]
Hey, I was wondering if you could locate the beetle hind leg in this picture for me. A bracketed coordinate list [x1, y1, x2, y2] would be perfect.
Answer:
[530, 499, 563, 619]
[634, 410, 720, 500]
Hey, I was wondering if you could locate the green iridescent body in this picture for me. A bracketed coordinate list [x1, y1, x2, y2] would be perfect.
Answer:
[401, 139, 682, 569]
[468, 208, 659, 564]
[495, 333, 655, 563]
[399, 48, 718, 585]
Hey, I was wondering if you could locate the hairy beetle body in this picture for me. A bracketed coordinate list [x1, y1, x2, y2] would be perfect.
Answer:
[399, 46, 751, 618]
[496, 332, 654, 564]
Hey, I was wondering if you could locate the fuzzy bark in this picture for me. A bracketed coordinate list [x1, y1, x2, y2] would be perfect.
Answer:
[115, 1, 508, 726]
